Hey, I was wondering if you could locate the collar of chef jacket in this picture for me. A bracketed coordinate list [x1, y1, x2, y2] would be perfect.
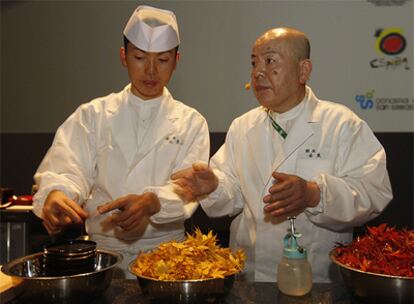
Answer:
[127, 88, 163, 152]
[246, 86, 321, 187]
[105, 84, 180, 166]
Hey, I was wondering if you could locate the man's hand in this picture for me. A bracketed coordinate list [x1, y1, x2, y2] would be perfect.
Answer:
[171, 162, 218, 202]
[97, 192, 160, 231]
[42, 190, 88, 235]
[263, 172, 320, 217]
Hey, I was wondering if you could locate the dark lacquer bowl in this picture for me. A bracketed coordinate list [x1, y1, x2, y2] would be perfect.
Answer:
[43, 239, 98, 276]
[330, 249, 414, 304]
[1, 249, 122, 304]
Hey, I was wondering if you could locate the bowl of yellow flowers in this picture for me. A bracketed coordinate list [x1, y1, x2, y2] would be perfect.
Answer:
[129, 229, 245, 304]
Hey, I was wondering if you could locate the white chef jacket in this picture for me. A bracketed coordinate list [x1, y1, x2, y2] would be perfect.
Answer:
[33, 84, 210, 276]
[200, 86, 392, 283]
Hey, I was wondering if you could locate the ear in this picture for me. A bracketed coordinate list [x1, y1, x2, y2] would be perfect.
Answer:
[120, 47, 127, 67]
[298, 59, 312, 84]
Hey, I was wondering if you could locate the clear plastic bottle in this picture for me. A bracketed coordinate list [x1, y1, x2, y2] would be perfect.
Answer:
[277, 217, 312, 296]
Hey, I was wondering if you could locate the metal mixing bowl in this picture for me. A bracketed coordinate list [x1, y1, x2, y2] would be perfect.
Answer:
[129, 261, 236, 303]
[1, 249, 122, 304]
[330, 249, 414, 304]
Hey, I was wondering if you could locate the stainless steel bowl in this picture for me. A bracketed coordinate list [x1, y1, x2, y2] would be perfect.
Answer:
[330, 249, 414, 304]
[1, 249, 122, 304]
[129, 261, 235, 304]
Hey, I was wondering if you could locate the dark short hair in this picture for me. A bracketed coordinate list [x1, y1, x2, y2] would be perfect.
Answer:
[299, 37, 311, 60]
[123, 35, 179, 54]
[123, 35, 129, 51]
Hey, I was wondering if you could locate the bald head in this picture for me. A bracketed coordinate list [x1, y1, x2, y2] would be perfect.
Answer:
[256, 27, 310, 62]
[250, 27, 313, 112]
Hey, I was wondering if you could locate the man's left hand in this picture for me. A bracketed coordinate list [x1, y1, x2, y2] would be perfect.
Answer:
[263, 172, 320, 217]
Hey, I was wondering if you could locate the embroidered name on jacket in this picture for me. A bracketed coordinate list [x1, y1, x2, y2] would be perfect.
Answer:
[304, 148, 321, 158]
[165, 136, 182, 145]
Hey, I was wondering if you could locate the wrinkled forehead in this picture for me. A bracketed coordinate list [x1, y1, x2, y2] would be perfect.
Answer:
[252, 34, 290, 57]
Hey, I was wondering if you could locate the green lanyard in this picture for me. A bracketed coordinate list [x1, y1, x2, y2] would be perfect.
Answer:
[267, 111, 288, 139]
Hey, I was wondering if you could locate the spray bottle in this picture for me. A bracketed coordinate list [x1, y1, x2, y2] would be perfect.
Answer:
[277, 216, 312, 296]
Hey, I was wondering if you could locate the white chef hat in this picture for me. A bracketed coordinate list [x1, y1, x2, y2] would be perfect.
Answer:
[123, 5, 180, 52]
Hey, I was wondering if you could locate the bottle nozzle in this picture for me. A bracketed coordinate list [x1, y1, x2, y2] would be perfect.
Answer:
[288, 216, 296, 236]
[287, 216, 302, 238]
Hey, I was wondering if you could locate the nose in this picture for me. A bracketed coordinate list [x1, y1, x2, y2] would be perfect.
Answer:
[255, 71, 265, 79]
[145, 58, 157, 75]
[252, 64, 265, 80]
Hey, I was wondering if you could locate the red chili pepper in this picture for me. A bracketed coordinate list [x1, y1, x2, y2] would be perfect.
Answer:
[334, 224, 414, 277]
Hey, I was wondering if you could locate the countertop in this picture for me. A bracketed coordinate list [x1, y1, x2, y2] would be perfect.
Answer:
[6, 279, 362, 304]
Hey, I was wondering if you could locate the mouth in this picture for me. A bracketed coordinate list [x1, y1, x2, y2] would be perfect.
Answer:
[143, 80, 158, 87]
[254, 85, 271, 92]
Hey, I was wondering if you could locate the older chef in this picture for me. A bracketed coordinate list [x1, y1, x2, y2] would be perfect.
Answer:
[33, 5, 209, 277]
[171, 27, 393, 282]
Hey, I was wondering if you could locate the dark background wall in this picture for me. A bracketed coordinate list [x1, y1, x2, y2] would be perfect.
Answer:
[1, 131, 412, 244]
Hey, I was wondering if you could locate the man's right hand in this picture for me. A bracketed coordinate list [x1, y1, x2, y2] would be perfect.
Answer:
[171, 162, 218, 202]
[42, 190, 88, 235]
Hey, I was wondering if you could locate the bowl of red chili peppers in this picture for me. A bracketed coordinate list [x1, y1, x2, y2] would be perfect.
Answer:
[330, 224, 413, 304]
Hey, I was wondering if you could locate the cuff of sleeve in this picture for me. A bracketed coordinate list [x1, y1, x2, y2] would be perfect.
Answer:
[305, 175, 326, 216]
[198, 168, 225, 208]
[146, 184, 198, 224]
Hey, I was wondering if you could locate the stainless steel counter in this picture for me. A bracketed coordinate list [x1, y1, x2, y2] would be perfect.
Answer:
[0, 206, 33, 264]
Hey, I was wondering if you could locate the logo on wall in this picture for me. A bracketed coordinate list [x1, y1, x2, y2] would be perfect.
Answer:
[355, 90, 413, 111]
[355, 90, 375, 110]
[370, 28, 410, 70]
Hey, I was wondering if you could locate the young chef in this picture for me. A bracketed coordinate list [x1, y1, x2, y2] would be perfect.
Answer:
[171, 27, 393, 282]
[32, 5, 209, 278]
